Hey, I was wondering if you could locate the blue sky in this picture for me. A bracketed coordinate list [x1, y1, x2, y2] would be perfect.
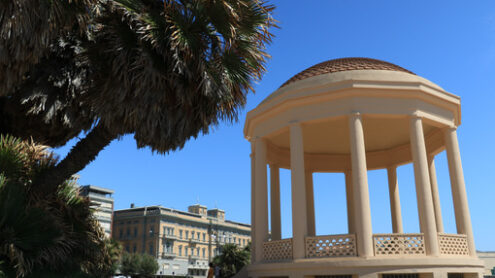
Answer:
[54, 1, 495, 250]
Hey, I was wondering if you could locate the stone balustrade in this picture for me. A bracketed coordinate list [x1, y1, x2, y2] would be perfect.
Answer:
[438, 233, 469, 256]
[305, 234, 357, 258]
[263, 238, 293, 261]
[373, 233, 425, 256]
[261, 233, 471, 262]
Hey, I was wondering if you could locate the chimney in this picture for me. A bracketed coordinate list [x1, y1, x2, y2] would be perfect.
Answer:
[130, 203, 135, 208]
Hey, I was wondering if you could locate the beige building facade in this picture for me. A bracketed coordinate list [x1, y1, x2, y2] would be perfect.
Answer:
[477, 252, 495, 276]
[113, 204, 250, 277]
[244, 58, 485, 278]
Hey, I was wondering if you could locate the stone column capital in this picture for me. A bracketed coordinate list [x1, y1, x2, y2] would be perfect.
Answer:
[350, 111, 362, 118]
[410, 111, 423, 119]
[289, 120, 302, 126]
[387, 164, 398, 171]
[445, 126, 458, 132]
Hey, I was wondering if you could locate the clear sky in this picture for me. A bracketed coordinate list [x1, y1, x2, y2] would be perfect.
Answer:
[54, 1, 495, 251]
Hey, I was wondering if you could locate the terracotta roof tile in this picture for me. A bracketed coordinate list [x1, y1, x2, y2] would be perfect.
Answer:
[280, 57, 414, 88]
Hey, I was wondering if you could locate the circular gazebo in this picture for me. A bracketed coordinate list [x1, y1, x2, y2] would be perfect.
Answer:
[243, 58, 484, 278]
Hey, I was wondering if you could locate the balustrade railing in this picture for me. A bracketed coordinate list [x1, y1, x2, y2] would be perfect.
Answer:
[373, 233, 425, 256]
[261, 233, 469, 262]
[438, 233, 469, 256]
[263, 238, 293, 261]
[305, 234, 357, 258]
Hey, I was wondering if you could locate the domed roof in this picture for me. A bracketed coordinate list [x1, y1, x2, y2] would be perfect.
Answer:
[280, 57, 415, 88]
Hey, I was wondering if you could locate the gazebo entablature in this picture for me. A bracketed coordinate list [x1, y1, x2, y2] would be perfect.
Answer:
[244, 68, 481, 276]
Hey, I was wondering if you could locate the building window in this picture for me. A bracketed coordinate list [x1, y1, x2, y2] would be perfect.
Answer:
[185, 231, 189, 239]
[164, 242, 172, 253]
[179, 230, 183, 238]
[202, 248, 206, 258]
[185, 247, 188, 256]
[191, 231, 195, 239]
[149, 242, 153, 255]
[119, 229, 123, 239]
[150, 226, 154, 236]
[178, 246, 182, 256]
[203, 233, 206, 241]
[126, 228, 130, 236]
[196, 247, 200, 256]
[197, 233, 200, 240]
[134, 227, 138, 237]
[133, 244, 137, 253]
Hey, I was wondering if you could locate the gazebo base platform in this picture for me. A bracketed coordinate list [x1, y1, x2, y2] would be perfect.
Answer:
[247, 257, 485, 278]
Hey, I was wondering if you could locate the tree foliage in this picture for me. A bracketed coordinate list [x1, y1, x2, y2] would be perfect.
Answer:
[0, 134, 118, 278]
[120, 252, 159, 278]
[0, 0, 276, 191]
[213, 244, 250, 278]
[0, 0, 96, 94]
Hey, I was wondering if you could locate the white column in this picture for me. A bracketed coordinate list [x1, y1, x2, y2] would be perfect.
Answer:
[270, 164, 281, 241]
[345, 170, 355, 234]
[305, 170, 316, 237]
[387, 166, 403, 233]
[428, 155, 444, 233]
[290, 122, 308, 259]
[444, 127, 476, 256]
[409, 115, 439, 256]
[254, 138, 269, 262]
[250, 149, 256, 263]
[349, 112, 373, 257]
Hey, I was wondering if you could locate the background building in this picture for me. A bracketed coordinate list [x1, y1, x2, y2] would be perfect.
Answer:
[113, 204, 251, 277]
[477, 251, 495, 276]
[79, 185, 114, 237]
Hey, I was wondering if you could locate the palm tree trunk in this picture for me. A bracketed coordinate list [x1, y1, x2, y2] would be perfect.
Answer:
[37, 122, 117, 191]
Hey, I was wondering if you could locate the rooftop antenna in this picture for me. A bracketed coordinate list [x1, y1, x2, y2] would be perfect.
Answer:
[196, 196, 200, 205]
[215, 200, 218, 209]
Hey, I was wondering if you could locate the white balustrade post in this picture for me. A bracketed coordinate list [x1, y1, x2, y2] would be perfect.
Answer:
[409, 115, 439, 256]
[387, 166, 403, 233]
[290, 122, 308, 259]
[444, 127, 476, 256]
[270, 164, 282, 241]
[428, 155, 444, 233]
[254, 138, 269, 262]
[349, 112, 373, 257]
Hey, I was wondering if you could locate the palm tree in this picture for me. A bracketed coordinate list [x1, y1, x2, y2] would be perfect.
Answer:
[0, 0, 96, 95]
[213, 244, 250, 278]
[0, 135, 113, 277]
[33, 0, 276, 192]
[0, 33, 96, 148]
